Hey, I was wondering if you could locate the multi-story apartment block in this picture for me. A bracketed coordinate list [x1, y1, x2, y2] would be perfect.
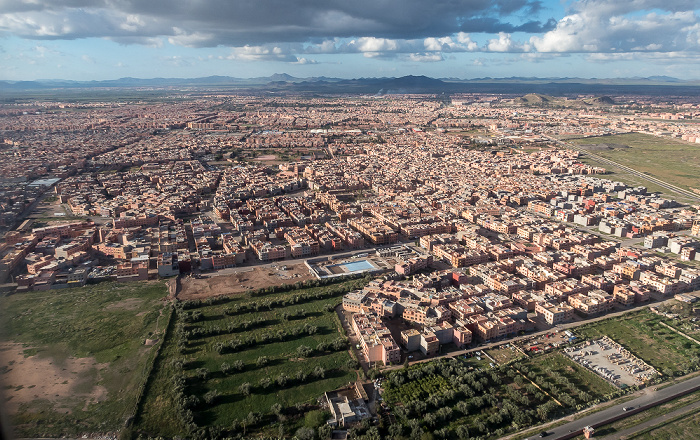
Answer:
[535, 301, 575, 325]
[351, 312, 401, 366]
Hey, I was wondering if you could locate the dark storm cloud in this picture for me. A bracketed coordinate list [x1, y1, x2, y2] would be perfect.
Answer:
[460, 17, 557, 33]
[0, 0, 545, 45]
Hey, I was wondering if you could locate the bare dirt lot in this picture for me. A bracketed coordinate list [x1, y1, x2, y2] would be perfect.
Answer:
[177, 261, 314, 300]
[0, 343, 108, 413]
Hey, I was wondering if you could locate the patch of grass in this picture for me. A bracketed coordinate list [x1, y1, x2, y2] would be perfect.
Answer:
[487, 345, 525, 365]
[0, 281, 167, 438]
[574, 310, 700, 376]
[567, 133, 700, 194]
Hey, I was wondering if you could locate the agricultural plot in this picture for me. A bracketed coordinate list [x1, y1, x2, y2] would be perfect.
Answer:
[0, 281, 167, 438]
[134, 276, 369, 439]
[486, 345, 525, 365]
[653, 301, 700, 339]
[520, 353, 618, 402]
[378, 353, 616, 440]
[568, 133, 700, 193]
[575, 310, 700, 377]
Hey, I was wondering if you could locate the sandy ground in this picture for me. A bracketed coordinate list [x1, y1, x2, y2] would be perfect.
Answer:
[0, 343, 108, 413]
[178, 261, 314, 300]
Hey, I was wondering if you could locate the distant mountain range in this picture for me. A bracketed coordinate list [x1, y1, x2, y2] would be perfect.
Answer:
[2, 74, 700, 96]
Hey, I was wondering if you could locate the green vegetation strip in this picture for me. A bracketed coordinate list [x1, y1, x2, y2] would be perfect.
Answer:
[627, 406, 700, 439]
[134, 276, 369, 439]
[586, 391, 700, 439]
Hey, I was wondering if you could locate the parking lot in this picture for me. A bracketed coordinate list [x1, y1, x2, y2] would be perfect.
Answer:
[565, 336, 658, 388]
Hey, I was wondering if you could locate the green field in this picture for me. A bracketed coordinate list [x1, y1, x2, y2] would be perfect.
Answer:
[654, 301, 700, 337]
[0, 281, 167, 438]
[521, 353, 618, 401]
[577, 155, 674, 196]
[575, 310, 700, 376]
[567, 133, 700, 194]
[134, 277, 369, 439]
[630, 406, 700, 439]
[377, 350, 617, 440]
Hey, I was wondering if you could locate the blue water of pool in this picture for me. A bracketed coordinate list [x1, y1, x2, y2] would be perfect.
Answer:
[341, 260, 375, 271]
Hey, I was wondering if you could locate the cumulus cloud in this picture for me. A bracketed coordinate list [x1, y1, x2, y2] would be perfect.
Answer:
[530, 1, 700, 53]
[292, 57, 318, 65]
[424, 33, 478, 52]
[226, 45, 300, 62]
[407, 52, 444, 62]
[487, 32, 528, 52]
[0, 0, 698, 66]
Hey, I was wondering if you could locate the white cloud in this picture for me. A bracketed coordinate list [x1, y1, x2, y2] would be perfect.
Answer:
[530, 1, 700, 53]
[487, 32, 527, 52]
[407, 52, 444, 62]
[423, 33, 477, 52]
[292, 57, 318, 64]
[226, 45, 300, 62]
[352, 37, 399, 53]
[167, 28, 215, 47]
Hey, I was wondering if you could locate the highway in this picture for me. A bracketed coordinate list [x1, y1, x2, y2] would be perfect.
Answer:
[533, 374, 700, 440]
[600, 398, 700, 439]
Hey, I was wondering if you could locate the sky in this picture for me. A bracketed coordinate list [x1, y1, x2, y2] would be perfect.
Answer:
[1, 0, 700, 81]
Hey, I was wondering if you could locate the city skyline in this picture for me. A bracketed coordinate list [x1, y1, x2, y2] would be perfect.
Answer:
[2, 0, 700, 81]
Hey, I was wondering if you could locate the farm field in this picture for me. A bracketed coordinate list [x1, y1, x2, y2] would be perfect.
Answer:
[576, 155, 673, 196]
[574, 309, 700, 377]
[567, 133, 700, 194]
[134, 276, 369, 439]
[378, 350, 617, 440]
[0, 281, 168, 438]
[652, 301, 700, 339]
[520, 352, 618, 401]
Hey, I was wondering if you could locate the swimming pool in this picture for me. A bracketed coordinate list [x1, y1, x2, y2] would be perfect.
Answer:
[342, 260, 375, 272]
[327, 260, 376, 273]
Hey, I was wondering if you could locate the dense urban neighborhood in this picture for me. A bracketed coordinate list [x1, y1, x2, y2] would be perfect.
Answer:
[2, 90, 700, 440]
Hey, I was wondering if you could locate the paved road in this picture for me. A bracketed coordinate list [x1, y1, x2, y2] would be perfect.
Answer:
[382, 295, 686, 372]
[538, 374, 700, 440]
[601, 398, 700, 439]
